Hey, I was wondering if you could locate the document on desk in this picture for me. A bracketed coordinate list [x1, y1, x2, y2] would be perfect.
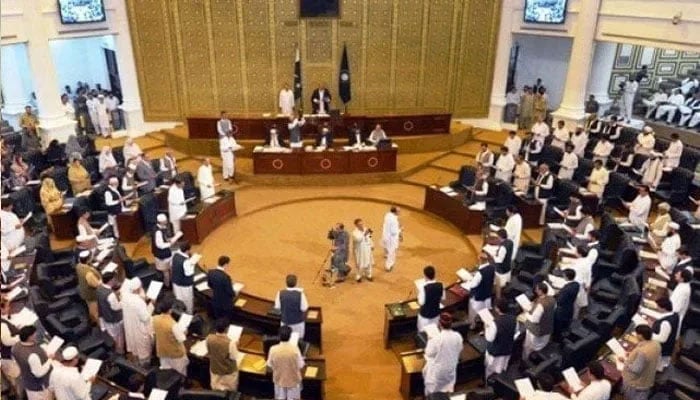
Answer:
[6, 286, 23, 301]
[515, 294, 532, 312]
[606, 338, 627, 358]
[193, 272, 206, 282]
[639, 250, 658, 260]
[514, 378, 536, 399]
[640, 307, 664, 320]
[227, 325, 243, 343]
[203, 196, 220, 204]
[562, 367, 583, 392]
[406, 301, 419, 311]
[450, 395, 466, 400]
[148, 388, 168, 400]
[46, 336, 65, 355]
[146, 281, 163, 301]
[546, 222, 567, 230]
[80, 358, 102, 380]
[456, 268, 473, 282]
[423, 324, 440, 339]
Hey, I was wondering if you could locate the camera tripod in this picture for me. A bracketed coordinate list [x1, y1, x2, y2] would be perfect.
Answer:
[312, 249, 334, 287]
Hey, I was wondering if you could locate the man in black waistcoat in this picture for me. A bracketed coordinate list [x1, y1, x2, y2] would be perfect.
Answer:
[553, 269, 579, 339]
[651, 296, 679, 371]
[417, 266, 444, 332]
[484, 298, 517, 378]
[12, 326, 53, 399]
[274, 274, 309, 339]
[208, 255, 236, 322]
[465, 251, 495, 327]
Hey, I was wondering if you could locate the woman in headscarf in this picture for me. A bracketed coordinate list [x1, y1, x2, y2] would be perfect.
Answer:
[120, 277, 154, 366]
[45, 139, 64, 164]
[99, 146, 118, 177]
[123, 137, 142, 166]
[533, 87, 548, 122]
[9, 154, 31, 186]
[67, 153, 91, 194]
[649, 202, 672, 246]
[39, 177, 64, 217]
[65, 134, 84, 159]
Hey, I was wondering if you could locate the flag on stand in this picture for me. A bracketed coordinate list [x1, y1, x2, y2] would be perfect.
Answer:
[338, 44, 351, 104]
[293, 46, 302, 105]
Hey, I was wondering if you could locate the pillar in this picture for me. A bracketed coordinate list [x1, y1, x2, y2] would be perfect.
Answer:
[586, 41, 617, 115]
[1, 45, 30, 129]
[551, 0, 602, 128]
[112, 0, 145, 137]
[24, 4, 75, 145]
[486, 0, 516, 130]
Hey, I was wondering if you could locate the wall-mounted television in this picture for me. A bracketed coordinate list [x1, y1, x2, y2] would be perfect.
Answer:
[300, 0, 340, 18]
[58, 0, 106, 25]
[523, 0, 568, 24]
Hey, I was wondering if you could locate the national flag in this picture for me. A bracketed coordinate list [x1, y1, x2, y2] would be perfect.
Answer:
[338, 44, 351, 104]
[293, 46, 302, 102]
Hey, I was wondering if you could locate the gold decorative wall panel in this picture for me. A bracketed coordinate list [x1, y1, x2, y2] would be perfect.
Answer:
[126, 0, 501, 120]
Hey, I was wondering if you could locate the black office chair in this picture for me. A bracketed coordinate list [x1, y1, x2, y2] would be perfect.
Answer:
[450, 166, 477, 193]
[177, 390, 242, 400]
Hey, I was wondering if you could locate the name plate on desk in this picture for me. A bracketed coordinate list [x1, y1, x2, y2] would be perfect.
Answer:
[235, 298, 247, 307]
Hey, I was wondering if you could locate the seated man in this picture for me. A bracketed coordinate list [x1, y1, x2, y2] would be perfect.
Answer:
[591, 137, 614, 164]
[315, 123, 333, 148]
[678, 92, 700, 126]
[643, 88, 668, 119]
[367, 124, 388, 145]
[266, 124, 286, 148]
[348, 123, 365, 146]
[634, 127, 656, 156]
[655, 89, 685, 122]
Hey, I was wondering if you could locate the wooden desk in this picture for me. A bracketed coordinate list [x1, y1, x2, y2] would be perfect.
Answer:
[514, 195, 543, 228]
[252, 148, 398, 175]
[422, 187, 484, 235]
[181, 190, 237, 244]
[187, 113, 451, 139]
[50, 209, 77, 240]
[232, 292, 324, 352]
[116, 208, 144, 243]
[383, 282, 468, 349]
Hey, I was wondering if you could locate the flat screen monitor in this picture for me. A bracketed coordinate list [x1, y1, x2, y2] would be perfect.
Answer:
[300, 0, 340, 18]
[523, 0, 568, 24]
[58, 0, 106, 25]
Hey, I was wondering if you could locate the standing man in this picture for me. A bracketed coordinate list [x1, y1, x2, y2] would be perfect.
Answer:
[279, 83, 295, 115]
[553, 269, 579, 338]
[465, 252, 495, 326]
[219, 131, 238, 182]
[522, 282, 555, 360]
[168, 177, 187, 234]
[329, 223, 349, 282]
[512, 155, 531, 193]
[417, 266, 444, 332]
[95, 95, 112, 138]
[1, 198, 26, 251]
[587, 160, 609, 198]
[663, 133, 683, 169]
[519, 86, 534, 130]
[620, 325, 661, 400]
[533, 163, 554, 225]
[152, 214, 177, 288]
[135, 154, 157, 194]
[475, 143, 495, 168]
[494, 146, 515, 183]
[106, 92, 121, 130]
[551, 120, 570, 149]
[153, 298, 188, 376]
[352, 218, 374, 282]
[671, 269, 691, 330]
[159, 150, 178, 184]
[86, 92, 99, 133]
[208, 256, 235, 322]
[266, 326, 305, 400]
[12, 326, 53, 400]
[49, 346, 93, 400]
[585, 94, 600, 115]
[217, 111, 233, 138]
[558, 144, 578, 180]
[382, 206, 402, 272]
[97, 272, 125, 354]
[422, 313, 463, 396]
[311, 83, 331, 115]
[206, 318, 239, 391]
[503, 130, 522, 157]
[623, 185, 652, 230]
[287, 112, 306, 147]
[484, 299, 517, 378]
[76, 250, 101, 322]
[104, 176, 124, 240]
[197, 158, 216, 200]
[121, 278, 153, 367]
[274, 274, 309, 339]
[172, 242, 196, 313]
[621, 78, 639, 123]
[19, 105, 39, 135]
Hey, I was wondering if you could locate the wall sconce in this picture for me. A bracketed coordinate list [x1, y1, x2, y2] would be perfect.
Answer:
[672, 12, 682, 25]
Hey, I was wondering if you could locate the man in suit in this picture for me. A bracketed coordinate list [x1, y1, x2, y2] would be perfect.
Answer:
[348, 123, 365, 146]
[553, 269, 579, 339]
[208, 256, 236, 323]
[311, 83, 331, 114]
[135, 154, 157, 194]
[315, 123, 333, 148]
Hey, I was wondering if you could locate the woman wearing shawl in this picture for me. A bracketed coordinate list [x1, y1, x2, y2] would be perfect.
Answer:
[99, 146, 118, 177]
[64, 134, 84, 159]
[39, 177, 64, 216]
[68, 153, 91, 194]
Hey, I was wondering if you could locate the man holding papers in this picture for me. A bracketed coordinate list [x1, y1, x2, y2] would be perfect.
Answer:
[522, 283, 555, 360]
[152, 214, 179, 288]
[267, 325, 305, 400]
[172, 242, 198, 314]
[153, 298, 189, 376]
[567, 361, 611, 400]
[650, 297, 679, 371]
[417, 266, 445, 332]
[208, 256, 236, 321]
[586, 160, 609, 198]
[275, 274, 309, 339]
[121, 278, 153, 366]
[422, 313, 463, 396]
[623, 185, 652, 231]
[670, 269, 691, 329]
[206, 318, 240, 391]
[49, 346, 93, 400]
[620, 325, 661, 400]
[484, 299, 516, 378]
[465, 252, 495, 326]
[167, 178, 188, 234]
[0, 198, 26, 251]
[76, 250, 101, 323]
[553, 269, 579, 338]
[97, 272, 125, 354]
[12, 326, 54, 400]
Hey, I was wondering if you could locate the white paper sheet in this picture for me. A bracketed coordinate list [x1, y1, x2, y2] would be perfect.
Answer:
[227, 325, 243, 343]
[146, 281, 163, 301]
[128, 393, 145, 399]
[193, 272, 206, 282]
[189, 340, 208, 357]
[21, 212, 33, 225]
[477, 308, 494, 325]
[195, 281, 210, 292]
[46, 336, 65, 355]
[515, 294, 532, 311]
[423, 324, 440, 339]
[9, 245, 26, 258]
[233, 282, 245, 293]
[639, 250, 658, 260]
[606, 338, 627, 358]
[562, 367, 583, 392]
[148, 388, 168, 400]
[514, 378, 536, 399]
[6, 286, 23, 301]
[648, 277, 667, 288]
[632, 314, 647, 326]
[414, 278, 426, 289]
[176, 313, 193, 331]
[456, 268, 473, 282]
[102, 262, 118, 274]
[450, 395, 467, 400]
[80, 358, 102, 380]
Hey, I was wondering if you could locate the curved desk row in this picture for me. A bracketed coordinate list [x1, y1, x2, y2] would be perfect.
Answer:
[253, 148, 397, 175]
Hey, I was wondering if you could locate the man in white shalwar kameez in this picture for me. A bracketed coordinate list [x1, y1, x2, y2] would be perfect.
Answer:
[512, 155, 531, 193]
[121, 278, 153, 366]
[217, 111, 233, 138]
[168, 178, 187, 233]
[494, 147, 515, 183]
[352, 218, 374, 282]
[382, 206, 402, 271]
[663, 133, 683, 170]
[557, 144, 578, 180]
[422, 313, 463, 396]
[620, 79, 638, 122]
[197, 158, 216, 200]
[623, 185, 652, 230]
[0, 199, 25, 251]
[278, 84, 295, 115]
[635, 153, 664, 191]
[219, 132, 238, 181]
[95, 95, 112, 137]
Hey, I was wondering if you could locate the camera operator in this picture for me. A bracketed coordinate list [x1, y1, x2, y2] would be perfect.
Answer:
[328, 223, 350, 283]
[352, 218, 375, 282]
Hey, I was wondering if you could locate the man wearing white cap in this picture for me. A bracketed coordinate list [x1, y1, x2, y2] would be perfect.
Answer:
[635, 152, 664, 191]
[657, 222, 681, 273]
[97, 272, 125, 354]
[76, 250, 101, 323]
[95, 94, 112, 138]
[153, 214, 177, 287]
[49, 346, 93, 400]
[634, 127, 656, 156]
[121, 278, 153, 366]
[663, 133, 683, 170]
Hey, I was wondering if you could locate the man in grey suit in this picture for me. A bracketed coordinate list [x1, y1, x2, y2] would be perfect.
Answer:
[135, 154, 157, 194]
